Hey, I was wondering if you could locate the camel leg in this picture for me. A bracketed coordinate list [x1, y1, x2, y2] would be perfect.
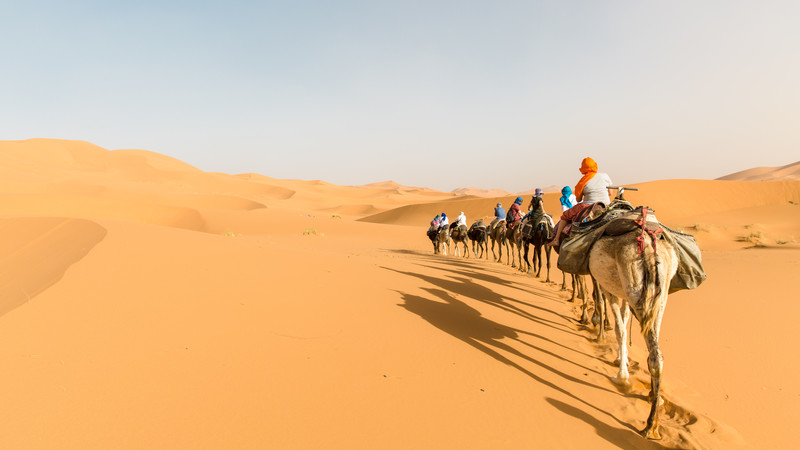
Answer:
[609, 297, 631, 385]
[508, 243, 517, 269]
[535, 244, 544, 278]
[642, 324, 664, 440]
[544, 245, 552, 283]
[568, 274, 577, 301]
[604, 297, 613, 331]
[523, 242, 531, 274]
[561, 271, 567, 291]
[591, 278, 602, 328]
[579, 277, 591, 325]
[593, 282, 607, 342]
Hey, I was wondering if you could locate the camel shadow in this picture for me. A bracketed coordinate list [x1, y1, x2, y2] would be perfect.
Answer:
[545, 398, 676, 449]
[396, 288, 653, 441]
[397, 289, 608, 387]
[383, 248, 567, 302]
[381, 266, 577, 337]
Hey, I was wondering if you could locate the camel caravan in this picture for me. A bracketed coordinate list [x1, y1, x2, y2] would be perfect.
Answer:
[424, 158, 707, 440]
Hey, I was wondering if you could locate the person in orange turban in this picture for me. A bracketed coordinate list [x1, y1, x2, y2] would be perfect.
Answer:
[574, 157, 598, 201]
[548, 157, 613, 246]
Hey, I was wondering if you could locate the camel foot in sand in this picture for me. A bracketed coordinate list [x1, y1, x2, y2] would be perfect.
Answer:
[642, 425, 661, 440]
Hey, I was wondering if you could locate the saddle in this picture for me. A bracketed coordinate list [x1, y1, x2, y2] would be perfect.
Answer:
[521, 213, 554, 239]
[468, 223, 487, 240]
[426, 228, 438, 241]
[470, 221, 487, 230]
[557, 203, 706, 292]
[491, 219, 506, 231]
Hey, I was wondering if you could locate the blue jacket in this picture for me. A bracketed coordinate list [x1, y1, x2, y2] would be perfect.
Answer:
[494, 207, 506, 219]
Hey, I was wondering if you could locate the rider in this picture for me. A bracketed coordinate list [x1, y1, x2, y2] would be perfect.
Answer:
[428, 214, 440, 239]
[549, 157, 614, 246]
[451, 211, 467, 231]
[507, 196, 524, 229]
[559, 186, 577, 212]
[575, 157, 613, 204]
[526, 188, 544, 215]
[438, 212, 449, 231]
[430, 214, 441, 229]
[489, 202, 506, 228]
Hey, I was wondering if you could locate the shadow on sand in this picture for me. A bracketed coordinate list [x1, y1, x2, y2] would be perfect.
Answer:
[384, 247, 675, 448]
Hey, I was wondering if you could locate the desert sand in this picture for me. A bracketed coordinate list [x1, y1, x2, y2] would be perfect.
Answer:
[0, 138, 798, 449]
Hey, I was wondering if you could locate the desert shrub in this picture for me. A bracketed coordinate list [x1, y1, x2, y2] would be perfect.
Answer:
[737, 231, 766, 246]
[687, 223, 710, 232]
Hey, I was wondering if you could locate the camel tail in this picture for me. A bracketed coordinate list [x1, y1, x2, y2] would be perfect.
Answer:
[640, 234, 664, 335]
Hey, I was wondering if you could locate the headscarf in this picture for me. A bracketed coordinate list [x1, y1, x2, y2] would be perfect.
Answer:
[534, 188, 543, 198]
[574, 157, 598, 200]
[514, 196, 523, 205]
[560, 186, 575, 209]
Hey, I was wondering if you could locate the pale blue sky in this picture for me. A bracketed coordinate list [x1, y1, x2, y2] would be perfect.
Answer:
[2, 1, 798, 192]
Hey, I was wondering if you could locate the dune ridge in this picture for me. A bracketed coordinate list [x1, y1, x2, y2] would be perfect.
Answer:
[716, 160, 800, 181]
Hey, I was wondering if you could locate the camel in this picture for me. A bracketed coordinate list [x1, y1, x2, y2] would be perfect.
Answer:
[551, 236, 596, 325]
[467, 221, 489, 259]
[520, 197, 554, 281]
[507, 218, 525, 270]
[488, 220, 508, 263]
[437, 226, 451, 256]
[588, 207, 678, 440]
[450, 224, 470, 258]
[427, 227, 440, 254]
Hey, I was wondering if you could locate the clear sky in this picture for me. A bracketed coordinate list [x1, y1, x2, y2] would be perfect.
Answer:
[2, 1, 798, 192]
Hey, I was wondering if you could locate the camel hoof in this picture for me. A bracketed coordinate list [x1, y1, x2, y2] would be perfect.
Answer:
[642, 425, 661, 440]
[611, 376, 631, 388]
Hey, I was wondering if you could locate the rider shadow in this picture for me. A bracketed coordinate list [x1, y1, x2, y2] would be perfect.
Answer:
[381, 266, 578, 337]
[416, 263, 566, 304]
[396, 288, 647, 440]
[383, 248, 520, 277]
[383, 248, 565, 302]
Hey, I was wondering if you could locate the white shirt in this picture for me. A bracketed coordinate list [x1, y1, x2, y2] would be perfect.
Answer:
[440, 216, 449, 226]
[581, 173, 613, 204]
[456, 213, 467, 226]
[561, 194, 578, 212]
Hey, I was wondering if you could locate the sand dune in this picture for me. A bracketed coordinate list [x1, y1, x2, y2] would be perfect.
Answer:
[451, 187, 513, 197]
[518, 184, 562, 194]
[0, 139, 797, 449]
[717, 160, 800, 181]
